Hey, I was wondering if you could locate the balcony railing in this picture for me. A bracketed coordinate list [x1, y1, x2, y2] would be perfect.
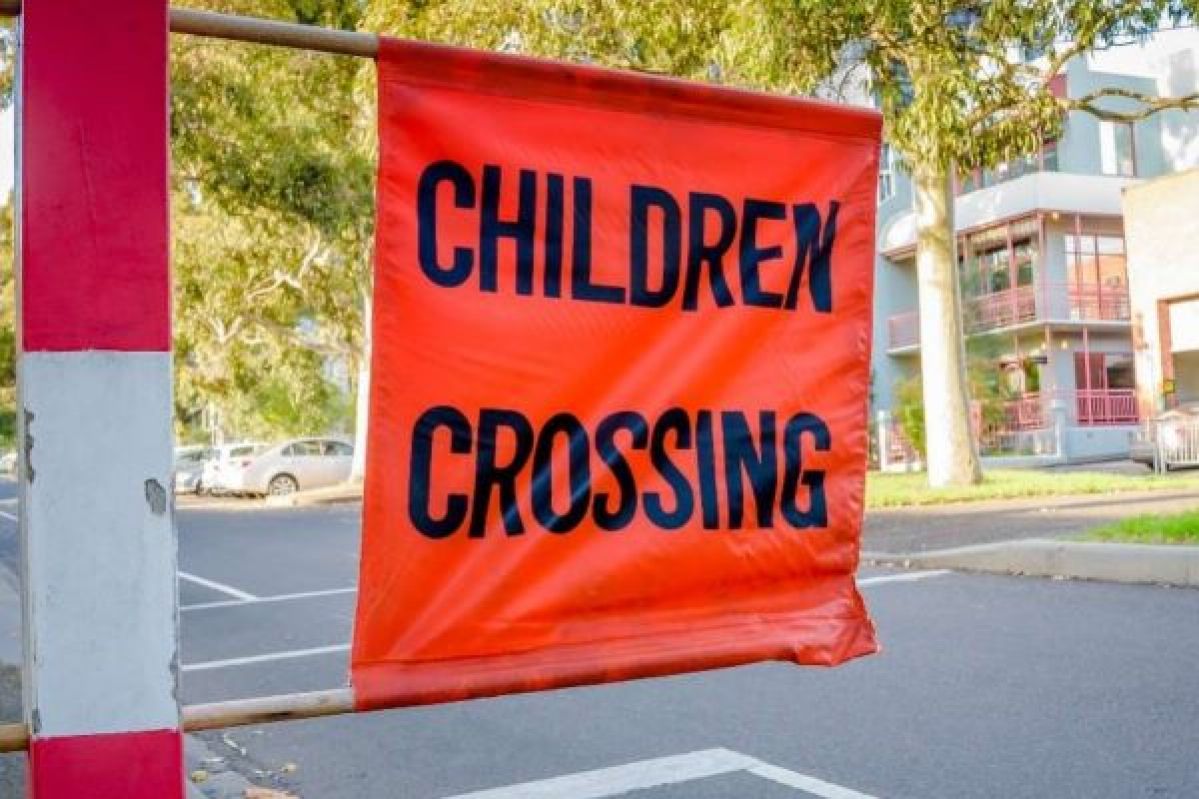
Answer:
[1074, 389, 1138, 426]
[986, 389, 1139, 431]
[886, 311, 919, 350]
[963, 282, 1130, 333]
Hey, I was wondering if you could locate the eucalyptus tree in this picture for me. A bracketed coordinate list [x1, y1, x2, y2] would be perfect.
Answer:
[171, 0, 373, 448]
[733, 0, 1198, 486]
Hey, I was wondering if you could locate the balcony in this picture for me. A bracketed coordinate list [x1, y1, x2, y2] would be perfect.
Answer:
[878, 171, 1139, 256]
[887, 283, 1130, 350]
[964, 283, 1130, 332]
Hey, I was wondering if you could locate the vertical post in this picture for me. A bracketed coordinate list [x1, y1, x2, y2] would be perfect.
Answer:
[1081, 326, 1092, 426]
[17, 1, 181, 796]
[1006, 219, 1016, 324]
[876, 410, 890, 472]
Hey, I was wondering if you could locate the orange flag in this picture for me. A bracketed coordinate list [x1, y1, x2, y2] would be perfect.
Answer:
[353, 37, 881, 710]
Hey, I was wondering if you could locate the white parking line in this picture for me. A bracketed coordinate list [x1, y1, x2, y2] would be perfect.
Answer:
[178, 571, 259, 602]
[182, 643, 350, 672]
[178, 572, 946, 673]
[0, 509, 17, 522]
[858, 569, 949, 587]
[748, 762, 880, 798]
[182, 586, 357, 611]
[441, 747, 878, 799]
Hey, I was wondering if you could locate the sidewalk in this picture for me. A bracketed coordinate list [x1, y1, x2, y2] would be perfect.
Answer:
[868, 539, 1199, 587]
[864, 488, 1199, 554]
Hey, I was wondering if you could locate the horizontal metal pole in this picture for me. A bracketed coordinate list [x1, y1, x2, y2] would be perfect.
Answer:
[0, 3, 379, 58]
[0, 687, 357, 753]
[170, 7, 377, 58]
[183, 687, 356, 732]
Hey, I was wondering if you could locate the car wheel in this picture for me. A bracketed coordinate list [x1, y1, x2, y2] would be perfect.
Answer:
[268, 473, 299, 496]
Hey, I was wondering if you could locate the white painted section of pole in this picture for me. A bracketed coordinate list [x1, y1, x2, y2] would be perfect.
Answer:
[20, 352, 179, 736]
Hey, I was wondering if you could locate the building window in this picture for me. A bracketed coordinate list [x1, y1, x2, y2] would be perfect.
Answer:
[1066, 234, 1127, 288]
[878, 143, 895, 203]
[1074, 352, 1135, 391]
[1100, 121, 1136, 176]
[1041, 139, 1059, 171]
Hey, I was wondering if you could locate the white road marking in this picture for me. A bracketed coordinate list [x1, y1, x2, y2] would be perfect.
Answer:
[178, 572, 942, 675]
[182, 643, 350, 672]
[748, 762, 880, 798]
[178, 571, 259, 602]
[441, 747, 879, 799]
[182, 586, 356, 611]
[0, 509, 17, 522]
[858, 569, 950, 587]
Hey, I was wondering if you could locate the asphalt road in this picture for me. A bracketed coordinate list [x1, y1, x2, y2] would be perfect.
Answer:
[2, 487, 1199, 797]
[171, 502, 1199, 799]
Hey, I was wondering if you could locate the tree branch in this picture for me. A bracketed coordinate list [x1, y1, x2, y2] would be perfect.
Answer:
[1064, 87, 1199, 121]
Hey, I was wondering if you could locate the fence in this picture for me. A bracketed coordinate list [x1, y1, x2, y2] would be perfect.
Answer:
[1151, 417, 1199, 473]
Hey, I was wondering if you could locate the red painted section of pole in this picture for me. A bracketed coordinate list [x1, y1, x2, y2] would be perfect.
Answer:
[28, 730, 183, 798]
[19, 0, 171, 352]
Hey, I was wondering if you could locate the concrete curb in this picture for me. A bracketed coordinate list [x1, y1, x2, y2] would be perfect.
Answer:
[263, 483, 363, 509]
[865, 539, 1199, 587]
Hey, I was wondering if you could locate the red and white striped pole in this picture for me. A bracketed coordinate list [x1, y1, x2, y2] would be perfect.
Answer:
[16, 1, 183, 796]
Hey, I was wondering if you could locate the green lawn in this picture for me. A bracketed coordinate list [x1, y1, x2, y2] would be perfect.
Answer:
[1084, 509, 1199, 545]
[866, 468, 1199, 509]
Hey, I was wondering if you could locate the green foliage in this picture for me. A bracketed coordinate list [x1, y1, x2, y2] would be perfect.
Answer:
[894, 374, 926, 458]
[893, 334, 1017, 459]
[739, 0, 1198, 174]
[172, 0, 372, 441]
[1087, 509, 1199, 544]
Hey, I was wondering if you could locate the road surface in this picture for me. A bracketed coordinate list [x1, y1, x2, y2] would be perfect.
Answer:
[1, 487, 1198, 797]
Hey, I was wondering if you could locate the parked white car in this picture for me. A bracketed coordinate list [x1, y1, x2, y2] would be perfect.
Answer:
[219, 437, 353, 496]
[173, 445, 214, 494]
[201, 442, 265, 495]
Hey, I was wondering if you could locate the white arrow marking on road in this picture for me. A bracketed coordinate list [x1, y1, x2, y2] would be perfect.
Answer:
[440, 747, 879, 799]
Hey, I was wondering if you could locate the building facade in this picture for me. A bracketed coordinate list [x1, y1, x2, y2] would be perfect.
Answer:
[1124, 168, 1199, 415]
[872, 46, 1199, 465]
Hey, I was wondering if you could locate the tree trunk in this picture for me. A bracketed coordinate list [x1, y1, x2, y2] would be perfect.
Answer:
[912, 163, 983, 487]
[349, 292, 371, 482]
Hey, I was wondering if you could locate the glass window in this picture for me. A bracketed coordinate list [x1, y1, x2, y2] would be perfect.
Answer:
[877, 143, 895, 203]
[1100, 121, 1136, 176]
[323, 441, 353, 456]
[1105, 353, 1135, 390]
[230, 445, 258, 458]
[1041, 139, 1059, 171]
[285, 441, 322, 457]
[1013, 239, 1037, 286]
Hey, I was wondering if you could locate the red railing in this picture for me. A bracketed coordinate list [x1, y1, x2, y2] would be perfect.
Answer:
[962, 283, 1130, 333]
[1073, 388, 1138, 425]
[1003, 393, 1046, 430]
[983, 389, 1138, 434]
[965, 285, 1038, 332]
[886, 311, 919, 350]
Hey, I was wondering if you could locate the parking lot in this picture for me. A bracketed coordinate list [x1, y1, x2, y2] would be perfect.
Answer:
[2, 484, 1199, 797]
